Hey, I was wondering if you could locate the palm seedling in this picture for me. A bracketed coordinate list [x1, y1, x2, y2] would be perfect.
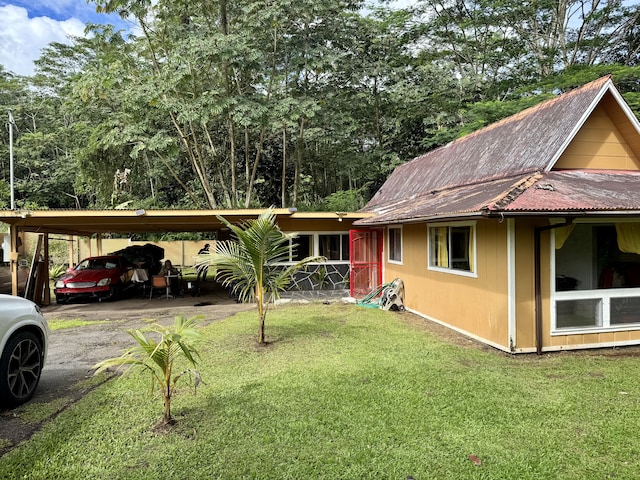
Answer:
[93, 315, 203, 425]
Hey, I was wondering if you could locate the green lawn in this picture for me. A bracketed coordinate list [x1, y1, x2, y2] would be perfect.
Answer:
[3, 304, 640, 479]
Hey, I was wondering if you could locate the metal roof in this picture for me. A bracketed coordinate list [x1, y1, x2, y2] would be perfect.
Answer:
[358, 170, 640, 225]
[356, 175, 536, 225]
[358, 76, 640, 225]
[502, 170, 640, 213]
[0, 208, 371, 236]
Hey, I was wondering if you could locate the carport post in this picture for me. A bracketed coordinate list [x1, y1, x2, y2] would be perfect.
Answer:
[43, 234, 50, 305]
[96, 234, 103, 256]
[68, 235, 74, 267]
[9, 226, 19, 296]
[8, 109, 15, 211]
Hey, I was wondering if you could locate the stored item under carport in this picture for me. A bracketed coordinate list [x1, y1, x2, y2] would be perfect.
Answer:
[184, 280, 200, 297]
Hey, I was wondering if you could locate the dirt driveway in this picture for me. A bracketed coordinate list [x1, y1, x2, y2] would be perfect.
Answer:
[0, 287, 253, 456]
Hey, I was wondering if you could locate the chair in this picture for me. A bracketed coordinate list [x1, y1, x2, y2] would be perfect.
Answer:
[132, 268, 149, 297]
[150, 275, 170, 299]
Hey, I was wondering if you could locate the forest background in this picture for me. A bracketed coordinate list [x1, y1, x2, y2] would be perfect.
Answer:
[1, 0, 640, 231]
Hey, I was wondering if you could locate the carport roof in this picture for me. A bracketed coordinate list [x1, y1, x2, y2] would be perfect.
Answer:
[0, 208, 371, 236]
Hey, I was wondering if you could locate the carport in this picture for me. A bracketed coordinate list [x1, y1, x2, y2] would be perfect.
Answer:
[0, 208, 369, 302]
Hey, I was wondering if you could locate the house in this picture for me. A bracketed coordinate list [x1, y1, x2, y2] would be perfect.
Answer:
[355, 75, 640, 353]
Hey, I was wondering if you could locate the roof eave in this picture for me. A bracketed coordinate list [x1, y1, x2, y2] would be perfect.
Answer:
[356, 208, 640, 226]
[356, 211, 488, 226]
[485, 209, 640, 217]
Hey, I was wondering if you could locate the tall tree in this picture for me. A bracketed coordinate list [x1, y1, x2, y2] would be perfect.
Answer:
[5, 0, 640, 212]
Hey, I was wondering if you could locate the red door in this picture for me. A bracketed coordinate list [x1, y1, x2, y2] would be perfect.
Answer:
[349, 229, 383, 298]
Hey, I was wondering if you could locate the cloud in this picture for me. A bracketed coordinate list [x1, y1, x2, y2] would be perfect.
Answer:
[0, 0, 99, 22]
[0, 5, 85, 76]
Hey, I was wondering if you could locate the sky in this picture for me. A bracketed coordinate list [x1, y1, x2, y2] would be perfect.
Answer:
[0, 0, 130, 76]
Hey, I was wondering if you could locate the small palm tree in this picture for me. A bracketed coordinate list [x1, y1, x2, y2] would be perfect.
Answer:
[199, 209, 322, 344]
[93, 315, 203, 425]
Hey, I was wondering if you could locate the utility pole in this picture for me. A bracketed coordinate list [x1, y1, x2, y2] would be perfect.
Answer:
[8, 109, 15, 210]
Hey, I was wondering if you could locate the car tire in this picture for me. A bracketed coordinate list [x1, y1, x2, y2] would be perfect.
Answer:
[108, 283, 122, 301]
[0, 332, 43, 408]
[55, 294, 67, 304]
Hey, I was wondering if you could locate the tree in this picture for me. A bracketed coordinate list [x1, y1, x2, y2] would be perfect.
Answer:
[199, 209, 321, 344]
[4, 0, 640, 211]
[93, 315, 203, 426]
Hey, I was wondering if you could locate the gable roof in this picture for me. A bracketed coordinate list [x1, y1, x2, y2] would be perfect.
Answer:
[358, 76, 640, 225]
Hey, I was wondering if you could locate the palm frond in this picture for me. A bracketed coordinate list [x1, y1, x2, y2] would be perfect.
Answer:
[202, 208, 324, 343]
[92, 316, 203, 423]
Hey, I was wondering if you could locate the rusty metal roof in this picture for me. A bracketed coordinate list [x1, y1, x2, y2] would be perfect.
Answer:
[502, 170, 640, 212]
[359, 76, 640, 225]
[357, 175, 535, 224]
[358, 170, 640, 225]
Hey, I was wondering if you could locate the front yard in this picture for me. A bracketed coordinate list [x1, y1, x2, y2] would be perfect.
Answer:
[2, 304, 639, 479]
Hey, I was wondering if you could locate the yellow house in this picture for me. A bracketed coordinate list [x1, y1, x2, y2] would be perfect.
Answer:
[355, 75, 640, 353]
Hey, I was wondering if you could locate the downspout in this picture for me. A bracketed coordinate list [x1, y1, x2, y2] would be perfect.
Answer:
[534, 219, 574, 355]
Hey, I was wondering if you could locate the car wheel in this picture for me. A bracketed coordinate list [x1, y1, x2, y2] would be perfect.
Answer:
[0, 332, 43, 408]
[55, 294, 67, 304]
[108, 283, 122, 301]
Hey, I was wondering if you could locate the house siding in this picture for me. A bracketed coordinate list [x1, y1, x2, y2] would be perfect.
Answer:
[275, 218, 355, 232]
[513, 218, 544, 350]
[555, 103, 640, 171]
[384, 220, 510, 350]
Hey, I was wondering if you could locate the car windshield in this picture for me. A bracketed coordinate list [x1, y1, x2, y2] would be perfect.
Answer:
[76, 258, 118, 270]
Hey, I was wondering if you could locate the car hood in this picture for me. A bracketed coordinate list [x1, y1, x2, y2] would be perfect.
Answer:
[60, 269, 122, 283]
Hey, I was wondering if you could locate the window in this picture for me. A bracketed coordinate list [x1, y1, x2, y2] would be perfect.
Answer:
[553, 222, 640, 332]
[319, 234, 349, 261]
[286, 232, 350, 263]
[428, 223, 476, 274]
[291, 234, 313, 262]
[388, 227, 402, 263]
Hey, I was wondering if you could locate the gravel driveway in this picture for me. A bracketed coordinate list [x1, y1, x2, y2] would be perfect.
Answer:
[41, 291, 252, 392]
[0, 288, 252, 455]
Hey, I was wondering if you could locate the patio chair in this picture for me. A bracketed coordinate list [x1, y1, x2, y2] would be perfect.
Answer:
[149, 275, 170, 299]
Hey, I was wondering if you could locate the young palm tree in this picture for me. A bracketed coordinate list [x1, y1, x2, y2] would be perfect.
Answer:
[93, 315, 202, 425]
[200, 209, 322, 344]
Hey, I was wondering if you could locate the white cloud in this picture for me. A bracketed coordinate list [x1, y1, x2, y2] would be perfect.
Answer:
[0, 4, 85, 76]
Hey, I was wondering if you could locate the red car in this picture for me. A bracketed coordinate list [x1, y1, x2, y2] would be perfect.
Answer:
[54, 255, 136, 303]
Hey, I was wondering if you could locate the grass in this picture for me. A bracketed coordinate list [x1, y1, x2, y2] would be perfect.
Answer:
[13, 398, 72, 424]
[46, 318, 113, 331]
[2, 304, 640, 479]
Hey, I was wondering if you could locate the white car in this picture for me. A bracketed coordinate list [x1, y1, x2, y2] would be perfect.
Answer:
[0, 294, 49, 408]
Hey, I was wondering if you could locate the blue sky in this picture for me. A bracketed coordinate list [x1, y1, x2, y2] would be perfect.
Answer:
[0, 0, 130, 76]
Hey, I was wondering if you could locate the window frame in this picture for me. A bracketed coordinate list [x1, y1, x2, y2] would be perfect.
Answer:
[280, 231, 351, 264]
[289, 233, 314, 262]
[551, 219, 640, 335]
[427, 221, 477, 278]
[387, 226, 403, 264]
[318, 233, 350, 262]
